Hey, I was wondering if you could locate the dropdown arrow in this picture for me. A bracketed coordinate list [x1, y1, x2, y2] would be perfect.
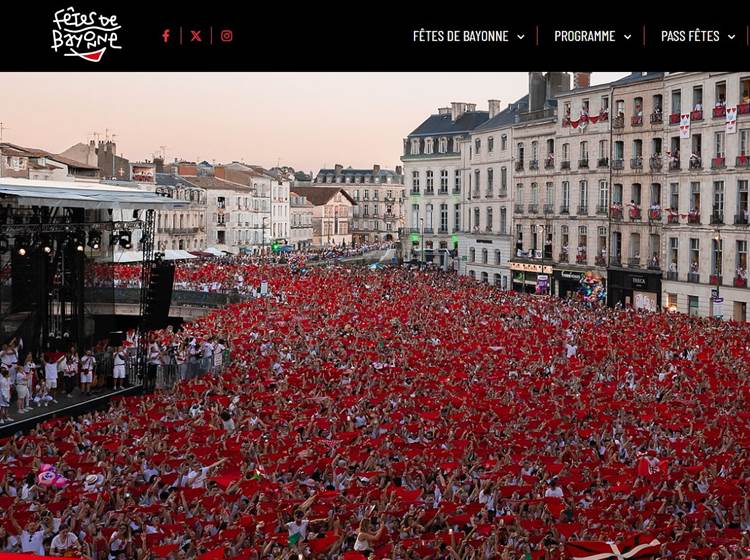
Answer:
[728, 34, 736, 39]
[517, 34, 525, 39]
[624, 34, 632, 39]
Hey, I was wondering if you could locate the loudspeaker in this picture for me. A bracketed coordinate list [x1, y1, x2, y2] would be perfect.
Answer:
[109, 331, 124, 347]
[143, 261, 175, 330]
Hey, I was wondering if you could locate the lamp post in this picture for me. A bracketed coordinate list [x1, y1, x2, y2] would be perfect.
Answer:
[419, 217, 425, 265]
[261, 216, 269, 255]
[714, 228, 722, 318]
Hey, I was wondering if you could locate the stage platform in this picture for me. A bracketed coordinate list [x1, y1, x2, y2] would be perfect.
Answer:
[0, 385, 141, 437]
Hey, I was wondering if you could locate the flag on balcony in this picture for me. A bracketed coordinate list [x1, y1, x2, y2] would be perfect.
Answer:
[566, 535, 661, 560]
[726, 106, 737, 134]
[679, 113, 691, 139]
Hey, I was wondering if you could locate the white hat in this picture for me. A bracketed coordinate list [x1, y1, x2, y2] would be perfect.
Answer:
[85, 474, 98, 486]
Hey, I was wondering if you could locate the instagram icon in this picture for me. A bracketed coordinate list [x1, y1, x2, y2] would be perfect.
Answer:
[220, 29, 233, 43]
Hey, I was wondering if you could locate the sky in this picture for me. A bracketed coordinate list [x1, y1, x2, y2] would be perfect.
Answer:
[0, 72, 628, 173]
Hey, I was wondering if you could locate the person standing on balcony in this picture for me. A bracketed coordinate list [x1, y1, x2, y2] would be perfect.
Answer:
[112, 346, 127, 391]
[80, 349, 96, 397]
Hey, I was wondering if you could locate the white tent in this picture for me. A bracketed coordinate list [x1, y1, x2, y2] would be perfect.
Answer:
[204, 247, 228, 257]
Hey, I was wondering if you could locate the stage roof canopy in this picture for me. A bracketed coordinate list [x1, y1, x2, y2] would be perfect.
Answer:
[0, 178, 190, 210]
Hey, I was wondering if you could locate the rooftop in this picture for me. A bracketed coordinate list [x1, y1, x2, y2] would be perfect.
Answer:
[179, 175, 255, 192]
[292, 186, 357, 207]
[408, 110, 490, 137]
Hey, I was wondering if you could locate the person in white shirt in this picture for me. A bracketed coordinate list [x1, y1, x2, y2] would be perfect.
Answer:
[112, 346, 127, 390]
[8, 511, 47, 556]
[80, 349, 96, 396]
[0, 368, 10, 424]
[544, 479, 564, 498]
[14, 365, 29, 414]
[42, 352, 63, 403]
[50, 526, 79, 556]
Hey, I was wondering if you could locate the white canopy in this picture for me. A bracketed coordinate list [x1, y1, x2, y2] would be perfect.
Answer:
[113, 249, 197, 263]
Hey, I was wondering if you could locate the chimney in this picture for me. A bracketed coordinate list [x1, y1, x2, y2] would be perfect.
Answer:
[438, 107, 451, 115]
[488, 99, 503, 119]
[465, 103, 476, 113]
[373, 164, 380, 176]
[334, 164, 343, 175]
[546, 72, 571, 99]
[395, 165, 403, 176]
[573, 72, 592, 89]
[450, 102, 468, 122]
[528, 72, 546, 112]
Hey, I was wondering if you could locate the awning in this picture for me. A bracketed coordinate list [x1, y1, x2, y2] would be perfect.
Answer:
[204, 247, 228, 256]
[112, 250, 197, 263]
[0, 177, 190, 210]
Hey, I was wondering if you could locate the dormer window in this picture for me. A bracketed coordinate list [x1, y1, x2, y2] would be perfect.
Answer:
[411, 138, 420, 155]
[425, 138, 434, 155]
[439, 137, 448, 153]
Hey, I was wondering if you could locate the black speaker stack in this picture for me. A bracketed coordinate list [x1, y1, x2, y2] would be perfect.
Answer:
[143, 261, 175, 330]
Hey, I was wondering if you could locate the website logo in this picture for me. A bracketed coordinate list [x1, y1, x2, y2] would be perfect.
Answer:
[51, 7, 122, 62]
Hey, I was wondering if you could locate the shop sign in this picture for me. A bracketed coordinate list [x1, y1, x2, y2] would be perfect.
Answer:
[510, 262, 553, 274]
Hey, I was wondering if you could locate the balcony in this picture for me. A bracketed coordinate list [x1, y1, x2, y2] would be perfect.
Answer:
[438, 227, 449, 234]
[485, 190, 494, 198]
[422, 228, 434, 234]
[596, 204, 608, 215]
[630, 157, 643, 170]
[578, 158, 589, 169]
[514, 204, 524, 213]
[562, 117, 571, 127]
[452, 187, 461, 194]
[499, 188, 508, 197]
[383, 213, 398, 222]
[410, 189, 421, 195]
[739, 103, 750, 115]
[438, 188, 449, 195]
[515, 161, 525, 171]
[688, 212, 701, 224]
[472, 190, 480, 199]
[710, 212, 724, 225]
[649, 155, 663, 171]
[735, 214, 749, 225]
[612, 159, 624, 170]
[648, 260, 661, 271]
[610, 256, 622, 267]
[669, 113, 681, 124]
[598, 157, 609, 168]
[689, 158, 702, 170]
[687, 272, 701, 283]
[710, 274, 723, 285]
[610, 206, 623, 220]
[691, 110, 703, 121]
[669, 159, 681, 171]
[713, 106, 726, 119]
[561, 160, 571, 170]
[559, 205, 570, 214]
[544, 157, 555, 169]
[576, 253, 588, 264]
[631, 115, 643, 127]
[529, 160, 539, 170]
[667, 213, 679, 224]
[735, 276, 748, 288]
[543, 203, 554, 214]
[595, 255, 607, 267]
[629, 207, 642, 220]
[650, 112, 663, 124]
[737, 155, 750, 168]
[666, 271, 679, 281]
[558, 252, 569, 263]
[578, 205, 588, 215]
[648, 208, 662, 221]
[613, 115, 625, 129]
[711, 156, 726, 170]
[527, 204, 539, 214]
[425, 188, 435, 196]
[628, 257, 641, 268]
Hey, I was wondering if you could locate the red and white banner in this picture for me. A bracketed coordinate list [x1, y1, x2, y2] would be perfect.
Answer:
[566, 536, 661, 560]
[679, 113, 691, 139]
[726, 106, 738, 134]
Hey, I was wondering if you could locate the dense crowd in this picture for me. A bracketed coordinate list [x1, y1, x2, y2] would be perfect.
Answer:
[1, 265, 750, 560]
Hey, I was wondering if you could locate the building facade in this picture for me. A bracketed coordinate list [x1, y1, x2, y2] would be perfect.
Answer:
[401, 103, 490, 267]
[291, 187, 355, 247]
[153, 174, 207, 252]
[314, 165, 405, 244]
[290, 191, 314, 249]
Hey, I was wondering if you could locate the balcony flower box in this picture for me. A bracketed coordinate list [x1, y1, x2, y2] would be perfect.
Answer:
[710, 274, 722, 285]
[691, 110, 703, 121]
[529, 160, 539, 170]
[562, 117, 570, 127]
[650, 112, 663, 124]
[629, 207, 642, 220]
[713, 105, 726, 118]
[739, 102, 750, 115]
[595, 255, 607, 267]
[544, 157, 555, 169]
[688, 212, 701, 224]
[648, 208, 662, 221]
[711, 156, 726, 169]
[612, 159, 624, 170]
[598, 157, 609, 168]
[631, 115, 643, 126]
[613, 115, 625, 129]
[735, 277, 748, 288]
[561, 161, 571, 170]
[667, 213, 680, 224]
[558, 252, 569, 263]
[736, 154, 750, 168]
[610, 207, 623, 219]
[669, 113, 681, 124]
[576, 254, 587, 264]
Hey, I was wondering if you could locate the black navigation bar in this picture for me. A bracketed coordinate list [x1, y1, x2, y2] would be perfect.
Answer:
[2, 6, 749, 71]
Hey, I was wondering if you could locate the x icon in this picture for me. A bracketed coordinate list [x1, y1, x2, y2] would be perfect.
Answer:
[190, 30, 202, 42]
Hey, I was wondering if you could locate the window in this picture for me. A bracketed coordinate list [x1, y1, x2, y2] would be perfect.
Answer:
[546, 139, 554, 156]
[579, 180, 588, 209]
[411, 171, 420, 193]
[501, 135, 507, 150]
[469, 247, 476, 262]
[454, 204, 460, 231]
[488, 137, 494, 152]
[495, 250, 502, 265]
[580, 141, 588, 160]
[582, 98, 590, 114]
[531, 183, 539, 205]
[598, 140, 608, 160]
[517, 143, 525, 161]
[454, 169, 461, 192]
[531, 141, 538, 160]
[562, 181, 570, 208]
[613, 184, 623, 205]
[738, 180, 748, 223]
[516, 183, 524, 205]
[712, 236, 723, 276]
[426, 204, 434, 228]
[411, 204, 419, 226]
[688, 296, 699, 317]
[487, 168, 494, 195]
[469, 270, 476, 280]
[473, 207, 480, 231]
[631, 183, 642, 206]
[440, 203, 448, 232]
[561, 225, 569, 249]
[598, 180, 609, 208]
[500, 207, 507, 234]
[482, 249, 488, 264]
[562, 143, 569, 160]
[516, 224, 523, 250]
[690, 238, 700, 272]
[669, 183, 679, 210]
[426, 171, 434, 193]
[439, 137, 448, 153]
[425, 138, 434, 154]
[715, 131, 725, 157]
[693, 86, 703, 110]
[690, 182, 701, 211]
[650, 183, 661, 206]
[672, 89, 682, 114]
[411, 138, 420, 155]
[713, 181, 724, 219]
[500, 167, 507, 191]
[440, 170, 448, 192]
[486, 207, 493, 231]
[578, 226, 588, 255]
[737, 240, 748, 278]
[601, 96, 609, 113]
[546, 182, 554, 205]
[669, 237, 679, 271]
[475, 138, 481, 154]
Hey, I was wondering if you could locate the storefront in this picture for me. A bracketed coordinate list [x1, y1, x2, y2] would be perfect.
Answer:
[510, 262, 553, 295]
[554, 269, 584, 299]
[607, 268, 662, 311]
